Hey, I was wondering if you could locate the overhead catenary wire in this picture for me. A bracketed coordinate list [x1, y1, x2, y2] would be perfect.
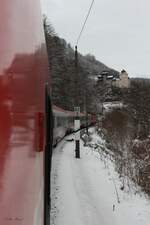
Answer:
[76, 0, 95, 46]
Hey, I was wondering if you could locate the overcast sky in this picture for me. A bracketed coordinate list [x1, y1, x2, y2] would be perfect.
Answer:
[41, 0, 150, 78]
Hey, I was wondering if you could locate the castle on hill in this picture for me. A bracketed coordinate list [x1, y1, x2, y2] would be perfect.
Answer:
[97, 69, 130, 89]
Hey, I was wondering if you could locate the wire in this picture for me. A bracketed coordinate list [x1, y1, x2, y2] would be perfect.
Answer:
[76, 0, 95, 46]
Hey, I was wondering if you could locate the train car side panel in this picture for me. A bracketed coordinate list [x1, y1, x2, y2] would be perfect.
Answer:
[0, 0, 49, 224]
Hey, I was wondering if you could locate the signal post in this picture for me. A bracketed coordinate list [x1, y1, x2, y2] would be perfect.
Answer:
[74, 46, 80, 158]
[74, 107, 80, 158]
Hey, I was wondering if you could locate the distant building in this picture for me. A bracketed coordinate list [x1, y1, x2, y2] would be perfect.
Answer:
[97, 69, 130, 89]
[97, 71, 116, 86]
[112, 70, 130, 88]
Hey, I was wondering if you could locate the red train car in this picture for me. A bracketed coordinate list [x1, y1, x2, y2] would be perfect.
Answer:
[0, 1, 52, 225]
[53, 105, 96, 146]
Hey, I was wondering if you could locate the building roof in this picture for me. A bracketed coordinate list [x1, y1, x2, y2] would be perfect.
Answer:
[121, 69, 127, 73]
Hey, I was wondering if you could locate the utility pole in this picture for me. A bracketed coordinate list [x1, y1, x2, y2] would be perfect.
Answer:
[84, 89, 89, 135]
[74, 45, 80, 158]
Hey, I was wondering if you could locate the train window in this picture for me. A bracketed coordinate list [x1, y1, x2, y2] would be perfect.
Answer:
[54, 116, 57, 128]
[57, 117, 64, 127]
[57, 117, 61, 127]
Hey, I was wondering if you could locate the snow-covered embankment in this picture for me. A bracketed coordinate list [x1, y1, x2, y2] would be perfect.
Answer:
[50, 128, 150, 225]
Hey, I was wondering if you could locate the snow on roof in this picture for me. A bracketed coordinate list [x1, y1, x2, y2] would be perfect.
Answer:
[107, 75, 114, 79]
[101, 71, 109, 75]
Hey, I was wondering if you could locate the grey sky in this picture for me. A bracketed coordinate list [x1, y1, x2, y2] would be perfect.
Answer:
[41, 0, 150, 78]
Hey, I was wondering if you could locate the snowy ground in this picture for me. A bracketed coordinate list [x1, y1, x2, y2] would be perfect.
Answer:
[50, 129, 150, 225]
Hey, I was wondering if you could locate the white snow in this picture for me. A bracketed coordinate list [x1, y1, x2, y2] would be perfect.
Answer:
[50, 129, 150, 225]
[103, 101, 123, 112]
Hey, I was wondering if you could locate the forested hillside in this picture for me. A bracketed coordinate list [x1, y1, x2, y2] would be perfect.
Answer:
[44, 18, 118, 112]
[103, 78, 150, 195]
